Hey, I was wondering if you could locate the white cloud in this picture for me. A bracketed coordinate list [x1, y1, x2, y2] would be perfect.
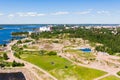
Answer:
[51, 11, 69, 15]
[37, 13, 46, 16]
[0, 13, 4, 16]
[26, 12, 37, 16]
[8, 14, 15, 17]
[97, 10, 110, 15]
[16, 12, 27, 17]
[16, 12, 46, 17]
[75, 9, 92, 15]
[76, 11, 91, 15]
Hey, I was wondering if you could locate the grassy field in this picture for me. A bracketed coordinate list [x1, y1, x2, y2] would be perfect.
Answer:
[0, 52, 5, 61]
[0, 51, 5, 54]
[21, 53, 107, 80]
[100, 75, 120, 80]
[25, 45, 39, 50]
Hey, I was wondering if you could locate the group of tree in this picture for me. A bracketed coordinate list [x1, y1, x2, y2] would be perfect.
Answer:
[31, 27, 120, 55]
[12, 60, 24, 67]
[11, 32, 29, 36]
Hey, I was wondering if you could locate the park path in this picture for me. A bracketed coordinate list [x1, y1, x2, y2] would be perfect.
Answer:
[59, 53, 120, 80]
[6, 40, 57, 80]
[93, 73, 111, 80]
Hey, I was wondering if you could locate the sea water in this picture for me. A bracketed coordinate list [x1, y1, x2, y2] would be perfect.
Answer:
[0, 24, 45, 45]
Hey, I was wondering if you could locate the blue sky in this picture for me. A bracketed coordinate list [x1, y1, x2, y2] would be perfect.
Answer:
[0, 0, 120, 24]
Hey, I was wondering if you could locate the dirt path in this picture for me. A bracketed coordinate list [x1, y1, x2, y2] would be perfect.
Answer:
[95, 54, 120, 78]
[93, 73, 111, 80]
[59, 53, 120, 80]
[6, 40, 57, 80]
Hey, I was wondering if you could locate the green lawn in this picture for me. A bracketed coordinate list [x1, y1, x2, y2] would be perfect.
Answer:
[100, 75, 120, 80]
[0, 52, 5, 61]
[21, 54, 107, 80]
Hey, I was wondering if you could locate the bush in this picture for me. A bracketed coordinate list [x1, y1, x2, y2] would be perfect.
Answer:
[50, 62, 55, 65]
[23, 45, 27, 48]
[0, 63, 5, 68]
[117, 71, 120, 76]
[3, 53, 9, 60]
[39, 50, 47, 55]
[14, 53, 21, 59]
[3, 44, 7, 47]
[65, 65, 68, 68]
[12, 60, 24, 67]
[17, 40, 22, 44]
[0, 62, 11, 67]
[52, 40, 59, 43]
[47, 51, 57, 56]
[3, 62, 11, 67]
[24, 40, 32, 43]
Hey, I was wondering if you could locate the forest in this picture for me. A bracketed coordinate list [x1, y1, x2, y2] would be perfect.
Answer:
[31, 26, 120, 55]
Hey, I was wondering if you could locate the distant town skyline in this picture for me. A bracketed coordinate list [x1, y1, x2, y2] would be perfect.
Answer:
[0, 0, 120, 24]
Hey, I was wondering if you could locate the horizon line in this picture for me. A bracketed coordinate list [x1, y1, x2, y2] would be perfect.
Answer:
[0, 23, 120, 25]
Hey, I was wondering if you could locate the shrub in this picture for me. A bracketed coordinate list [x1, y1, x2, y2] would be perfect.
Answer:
[50, 62, 55, 65]
[17, 40, 22, 44]
[14, 53, 21, 59]
[65, 65, 68, 68]
[39, 50, 47, 55]
[52, 40, 59, 43]
[12, 60, 24, 67]
[0, 62, 11, 67]
[3, 62, 11, 67]
[23, 45, 27, 48]
[117, 71, 120, 76]
[47, 51, 57, 56]
[24, 40, 32, 43]
[3, 53, 9, 60]
[0, 63, 5, 68]
[3, 44, 7, 47]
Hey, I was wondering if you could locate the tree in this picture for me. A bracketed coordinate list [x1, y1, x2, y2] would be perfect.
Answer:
[3, 53, 9, 60]
[3, 44, 7, 47]
[23, 45, 27, 48]
[0, 63, 5, 68]
[12, 60, 16, 67]
[39, 50, 46, 55]
[14, 53, 21, 59]
[12, 60, 24, 67]
[30, 26, 120, 55]
[47, 51, 57, 56]
[117, 71, 120, 76]
[17, 40, 22, 44]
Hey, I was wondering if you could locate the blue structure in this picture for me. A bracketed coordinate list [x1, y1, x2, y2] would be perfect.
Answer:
[79, 48, 91, 53]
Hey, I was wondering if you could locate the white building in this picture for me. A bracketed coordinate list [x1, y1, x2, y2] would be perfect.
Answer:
[39, 26, 52, 32]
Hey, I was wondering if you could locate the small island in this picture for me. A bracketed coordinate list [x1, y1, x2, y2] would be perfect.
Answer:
[11, 32, 29, 36]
